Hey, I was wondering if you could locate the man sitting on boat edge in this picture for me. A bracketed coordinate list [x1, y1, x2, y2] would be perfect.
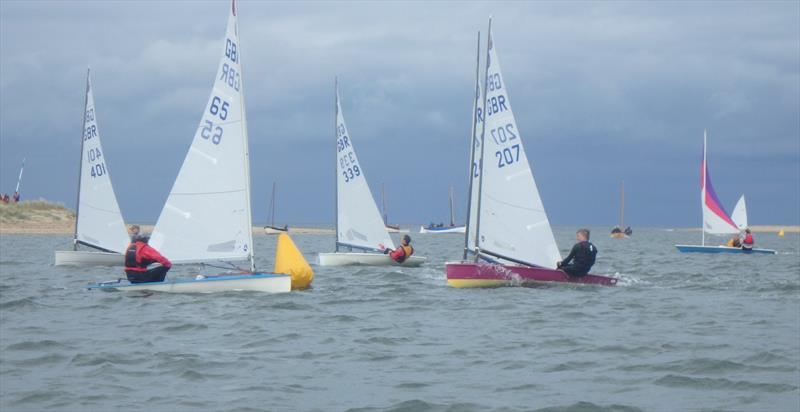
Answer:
[382, 234, 415, 264]
[124, 234, 172, 283]
[557, 228, 597, 277]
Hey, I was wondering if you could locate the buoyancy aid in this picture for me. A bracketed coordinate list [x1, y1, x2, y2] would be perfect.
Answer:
[393, 244, 414, 263]
[124, 242, 151, 272]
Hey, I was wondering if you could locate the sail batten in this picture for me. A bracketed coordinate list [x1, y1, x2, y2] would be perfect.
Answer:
[151, 4, 253, 264]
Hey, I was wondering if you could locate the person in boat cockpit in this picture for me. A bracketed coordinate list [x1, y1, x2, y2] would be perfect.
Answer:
[124, 234, 172, 283]
[741, 228, 754, 250]
[383, 234, 415, 264]
[727, 235, 741, 248]
[557, 228, 597, 277]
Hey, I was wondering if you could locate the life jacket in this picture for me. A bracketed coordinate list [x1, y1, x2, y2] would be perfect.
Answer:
[742, 233, 754, 248]
[394, 244, 414, 263]
[124, 242, 151, 272]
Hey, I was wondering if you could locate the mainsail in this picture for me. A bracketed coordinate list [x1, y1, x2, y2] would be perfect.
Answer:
[700, 130, 739, 236]
[335, 82, 394, 252]
[475, 23, 561, 268]
[74, 69, 129, 254]
[151, 2, 254, 266]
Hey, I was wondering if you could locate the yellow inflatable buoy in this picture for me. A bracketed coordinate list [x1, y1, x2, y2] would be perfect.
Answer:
[273, 233, 314, 290]
[778, 229, 785, 237]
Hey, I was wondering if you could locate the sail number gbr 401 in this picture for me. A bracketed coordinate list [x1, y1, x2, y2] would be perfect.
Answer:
[485, 72, 519, 169]
[337, 125, 361, 183]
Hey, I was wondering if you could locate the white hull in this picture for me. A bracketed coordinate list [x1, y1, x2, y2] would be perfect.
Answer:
[88, 273, 291, 293]
[264, 226, 289, 235]
[54, 250, 123, 267]
[419, 225, 466, 234]
[318, 252, 426, 267]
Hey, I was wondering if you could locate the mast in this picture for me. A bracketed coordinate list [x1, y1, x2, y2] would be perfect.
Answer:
[334, 77, 340, 252]
[234, 1, 256, 272]
[73, 68, 91, 251]
[620, 180, 625, 228]
[463, 30, 481, 259]
[473, 17, 492, 259]
[701, 129, 707, 246]
[15, 158, 25, 194]
[381, 183, 388, 224]
[449, 186, 455, 226]
[269, 181, 276, 227]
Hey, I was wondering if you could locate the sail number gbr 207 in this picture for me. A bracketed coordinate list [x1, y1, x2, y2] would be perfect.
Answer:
[485, 72, 520, 169]
[337, 124, 361, 183]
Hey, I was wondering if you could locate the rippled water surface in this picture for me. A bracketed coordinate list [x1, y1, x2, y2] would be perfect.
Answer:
[1, 228, 798, 412]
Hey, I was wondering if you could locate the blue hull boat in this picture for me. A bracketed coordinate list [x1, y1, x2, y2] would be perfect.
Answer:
[87, 273, 291, 293]
[674, 245, 777, 255]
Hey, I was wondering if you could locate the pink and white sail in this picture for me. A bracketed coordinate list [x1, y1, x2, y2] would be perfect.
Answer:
[700, 130, 739, 235]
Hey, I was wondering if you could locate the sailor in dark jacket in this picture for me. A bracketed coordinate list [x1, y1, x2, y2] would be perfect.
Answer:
[557, 228, 597, 277]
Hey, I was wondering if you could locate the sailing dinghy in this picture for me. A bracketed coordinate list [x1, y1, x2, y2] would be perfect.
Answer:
[419, 186, 466, 234]
[381, 184, 407, 233]
[318, 81, 426, 267]
[610, 181, 630, 238]
[55, 69, 129, 267]
[446, 25, 617, 288]
[264, 182, 288, 234]
[89, 1, 309, 292]
[675, 131, 775, 255]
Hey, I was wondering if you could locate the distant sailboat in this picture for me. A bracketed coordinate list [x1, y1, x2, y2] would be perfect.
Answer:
[54, 69, 130, 267]
[610, 181, 630, 238]
[420, 186, 466, 234]
[318, 80, 426, 267]
[13, 157, 24, 202]
[91, 1, 308, 292]
[381, 183, 403, 233]
[674, 131, 775, 255]
[264, 182, 288, 234]
[446, 23, 617, 288]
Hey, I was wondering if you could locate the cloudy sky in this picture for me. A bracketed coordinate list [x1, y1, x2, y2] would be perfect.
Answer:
[1, 0, 798, 226]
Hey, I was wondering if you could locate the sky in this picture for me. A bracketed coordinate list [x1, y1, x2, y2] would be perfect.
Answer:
[1, 0, 798, 227]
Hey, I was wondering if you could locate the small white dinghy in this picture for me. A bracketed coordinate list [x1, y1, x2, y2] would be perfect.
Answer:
[89, 1, 306, 292]
[420, 186, 466, 234]
[55, 69, 129, 267]
[318, 80, 425, 267]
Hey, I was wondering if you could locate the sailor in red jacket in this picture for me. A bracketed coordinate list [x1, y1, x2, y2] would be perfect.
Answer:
[124, 234, 172, 283]
[382, 234, 415, 264]
[741, 228, 755, 250]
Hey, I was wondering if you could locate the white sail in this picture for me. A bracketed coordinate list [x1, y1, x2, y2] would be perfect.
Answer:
[464, 34, 484, 257]
[335, 85, 395, 251]
[731, 195, 748, 230]
[151, 3, 254, 265]
[476, 25, 561, 268]
[75, 70, 130, 254]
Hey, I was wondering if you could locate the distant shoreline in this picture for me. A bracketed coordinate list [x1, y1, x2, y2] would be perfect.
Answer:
[1, 201, 797, 235]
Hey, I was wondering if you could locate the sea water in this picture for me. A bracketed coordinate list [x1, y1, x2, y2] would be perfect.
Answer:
[1, 228, 798, 412]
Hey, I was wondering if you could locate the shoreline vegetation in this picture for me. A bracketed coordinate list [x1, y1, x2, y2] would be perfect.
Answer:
[1, 200, 798, 235]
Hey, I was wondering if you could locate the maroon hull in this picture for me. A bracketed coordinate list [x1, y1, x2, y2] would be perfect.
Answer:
[446, 261, 617, 288]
